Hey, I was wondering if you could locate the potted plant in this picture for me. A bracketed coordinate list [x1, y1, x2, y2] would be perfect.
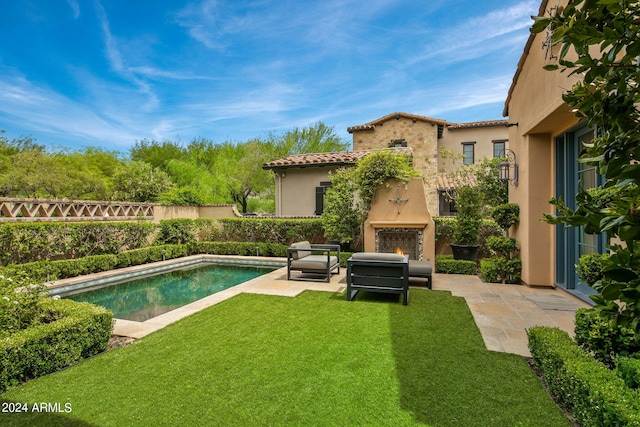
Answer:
[450, 185, 482, 261]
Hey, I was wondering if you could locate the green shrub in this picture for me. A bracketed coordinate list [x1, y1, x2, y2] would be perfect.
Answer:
[617, 356, 640, 389]
[0, 298, 113, 393]
[218, 218, 325, 245]
[527, 326, 640, 427]
[451, 185, 483, 246]
[435, 218, 503, 259]
[435, 255, 477, 275]
[195, 242, 287, 257]
[491, 203, 520, 231]
[0, 275, 48, 337]
[195, 218, 222, 241]
[322, 168, 360, 245]
[477, 219, 504, 258]
[480, 257, 521, 284]
[154, 218, 198, 245]
[574, 308, 640, 367]
[486, 236, 517, 256]
[0, 222, 156, 265]
[576, 252, 609, 286]
[339, 251, 353, 268]
[434, 217, 455, 241]
[158, 186, 205, 206]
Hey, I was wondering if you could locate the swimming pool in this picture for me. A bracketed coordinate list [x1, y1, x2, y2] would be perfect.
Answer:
[62, 263, 276, 322]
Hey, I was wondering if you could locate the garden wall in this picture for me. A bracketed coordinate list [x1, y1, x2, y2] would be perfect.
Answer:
[0, 197, 240, 223]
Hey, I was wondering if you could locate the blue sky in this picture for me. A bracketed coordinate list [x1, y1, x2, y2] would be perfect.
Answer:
[0, 0, 540, 151]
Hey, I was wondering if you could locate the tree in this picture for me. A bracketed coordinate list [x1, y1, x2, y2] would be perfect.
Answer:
[112, 161, 174, 202]
[265, 122, 349, 158]
[321, 168, 360, 244]
[534, 0, 640, 334]
[130, 139, 187, 170]
[224, 140, 274, 213]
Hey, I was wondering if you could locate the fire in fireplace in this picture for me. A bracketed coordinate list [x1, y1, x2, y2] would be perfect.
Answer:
[375, 228, 423, 260]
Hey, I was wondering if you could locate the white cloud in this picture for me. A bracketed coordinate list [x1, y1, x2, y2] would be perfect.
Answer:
[406, 0, 538, 66]
[0, 72, 144, 147]
[66, 0, 80, 19]
[93, 1, 159, 111]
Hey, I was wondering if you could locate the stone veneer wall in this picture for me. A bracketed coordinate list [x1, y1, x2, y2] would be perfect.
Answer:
[352, 117, 440, 215]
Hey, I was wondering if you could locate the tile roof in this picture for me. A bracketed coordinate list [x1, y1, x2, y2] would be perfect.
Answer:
[262, 148, 412, 169]
[347, 112, 508, 133]
[436, 172, 477, 190]
[447, 120, 509, 130]
[347, 112, 449, 133]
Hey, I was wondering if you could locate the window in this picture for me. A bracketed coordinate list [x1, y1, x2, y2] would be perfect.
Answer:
[389, 139, 407, 148]
[438, 191, 457, 216]
[462, 142, 475, 165]
[493, 140, 506, 158]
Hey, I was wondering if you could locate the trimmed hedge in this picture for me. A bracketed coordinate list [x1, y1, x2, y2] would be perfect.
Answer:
[0, 298, 113, 394]
[0, 218, 326, 267]
[527, 326, 640, 426]
[0, 221, 156, 265]
[218, 218, 325, 245]
[480, 257, 522, 284]
[617, 356, 640, 389]
[435, 255, 477, 275]
[0, 242, 294, 282]
[195, 242, 287, 257]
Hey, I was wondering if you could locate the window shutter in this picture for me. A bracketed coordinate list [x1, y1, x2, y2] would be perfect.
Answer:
[315, 187, 325, 215]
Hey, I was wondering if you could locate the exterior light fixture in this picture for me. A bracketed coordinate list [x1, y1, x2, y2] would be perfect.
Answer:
[498, 149, 518, 186]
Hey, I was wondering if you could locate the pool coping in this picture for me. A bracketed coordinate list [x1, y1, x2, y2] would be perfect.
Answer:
[47, 255, 345, 339]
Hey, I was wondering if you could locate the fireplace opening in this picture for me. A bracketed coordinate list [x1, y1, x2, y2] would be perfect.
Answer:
[376, 228, 422, 260]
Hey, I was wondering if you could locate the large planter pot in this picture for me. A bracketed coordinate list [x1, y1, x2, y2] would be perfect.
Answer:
[450, 244, 480, 262]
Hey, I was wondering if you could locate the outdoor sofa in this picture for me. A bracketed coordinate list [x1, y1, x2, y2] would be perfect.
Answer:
[346, 252, 410, 305]
[287, 241, 341, 282]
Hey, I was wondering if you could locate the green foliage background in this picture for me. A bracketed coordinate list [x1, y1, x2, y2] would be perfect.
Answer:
[0, 122, 348, 213]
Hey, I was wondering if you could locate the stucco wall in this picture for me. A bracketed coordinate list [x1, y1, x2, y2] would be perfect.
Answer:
[439, 126, 509, 168]
[363, 178, 435, 263]
[153, 204, 239, 222]
[506, 0, 580, 287]
[271, 166, 340, 216]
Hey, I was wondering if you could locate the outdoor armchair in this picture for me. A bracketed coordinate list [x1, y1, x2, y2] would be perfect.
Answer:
[287, 241, 340, 282]
[346, 252, 409, 305]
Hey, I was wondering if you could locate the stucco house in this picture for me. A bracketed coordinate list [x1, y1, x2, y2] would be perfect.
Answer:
[263, 112, 509, 217]
[503, 0, 600, 301]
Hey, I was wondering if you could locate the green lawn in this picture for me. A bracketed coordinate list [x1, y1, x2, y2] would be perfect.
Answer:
[1, 289, 569, 426]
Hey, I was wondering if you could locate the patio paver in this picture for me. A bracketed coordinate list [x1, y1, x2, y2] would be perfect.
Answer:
[432, 273, 591, 357]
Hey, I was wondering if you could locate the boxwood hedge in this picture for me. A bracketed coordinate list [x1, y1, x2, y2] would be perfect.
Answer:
[435, 255, 477, 275]
[0, 298, 113, 394]
[527, 326, 640, 426]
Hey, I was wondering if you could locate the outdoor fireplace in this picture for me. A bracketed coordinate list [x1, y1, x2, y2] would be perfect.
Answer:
[375, 228, 422, 260]
[363, 178, 435, 263]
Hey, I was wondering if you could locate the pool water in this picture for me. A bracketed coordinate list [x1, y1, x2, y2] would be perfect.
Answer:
[66, 264, 274, 322]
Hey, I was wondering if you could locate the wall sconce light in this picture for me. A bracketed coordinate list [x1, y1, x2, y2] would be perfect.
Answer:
[281, 172, 286, 178]
[498, 149, 518, 186]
